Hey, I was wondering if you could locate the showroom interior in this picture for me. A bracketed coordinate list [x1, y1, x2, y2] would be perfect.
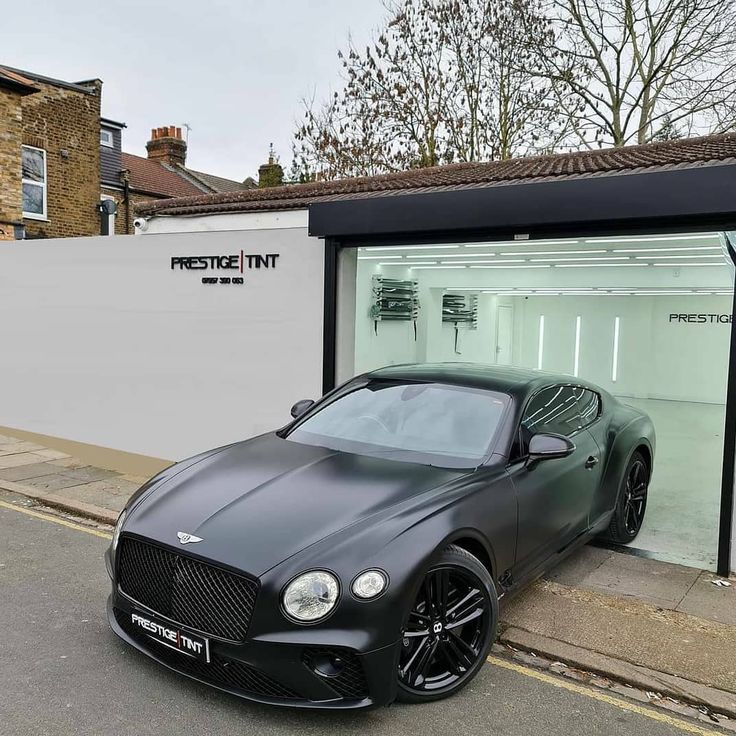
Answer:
[308, 161, 736, 577]
[345, 231, 733, 571]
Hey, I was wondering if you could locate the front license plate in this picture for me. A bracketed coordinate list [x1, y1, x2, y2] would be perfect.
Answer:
[130, 611, 210, 663]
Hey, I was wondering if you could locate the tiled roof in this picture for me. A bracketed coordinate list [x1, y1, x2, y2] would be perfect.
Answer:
[0, 66, 39, 95]
[173, 165, 255, 194]
[121, 153, 205, 198]
[137, 133, 736, 217]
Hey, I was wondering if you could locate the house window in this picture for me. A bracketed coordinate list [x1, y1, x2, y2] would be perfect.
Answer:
[22, 145, 47, 220]
[100, 129, 114, 147]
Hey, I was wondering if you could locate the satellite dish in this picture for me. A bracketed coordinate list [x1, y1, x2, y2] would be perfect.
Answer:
[99, 199, 117, 215]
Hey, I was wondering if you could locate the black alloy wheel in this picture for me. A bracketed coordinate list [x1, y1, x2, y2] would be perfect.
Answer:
[605, 450, 650, 544]
[396, 545, 498, 703]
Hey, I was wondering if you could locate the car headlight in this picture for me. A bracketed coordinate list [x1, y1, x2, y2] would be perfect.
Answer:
[111, 509, 127, 553]
[283, 571, 339, 622]
[352, 569, 388, 599]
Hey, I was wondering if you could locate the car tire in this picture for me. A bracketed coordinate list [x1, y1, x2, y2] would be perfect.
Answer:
[396, 544, 498, 704]
[603, 450, 650, 544]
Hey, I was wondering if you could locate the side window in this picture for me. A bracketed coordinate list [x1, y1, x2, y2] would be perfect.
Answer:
[522, 386, 582, 437]
[577, 389, 601, 429]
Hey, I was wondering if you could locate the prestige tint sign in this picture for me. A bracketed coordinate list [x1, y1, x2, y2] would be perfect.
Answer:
[171, 251, 280, 285]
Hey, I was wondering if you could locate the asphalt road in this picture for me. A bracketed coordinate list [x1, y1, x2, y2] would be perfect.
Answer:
[0, 492, 727, 736]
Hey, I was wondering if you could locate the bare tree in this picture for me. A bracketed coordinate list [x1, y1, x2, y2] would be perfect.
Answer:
[293, 0, 566, 178]
[535, 0, 736, 147]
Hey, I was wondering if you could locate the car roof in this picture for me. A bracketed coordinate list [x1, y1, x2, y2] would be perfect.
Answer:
[366, 363, 599, 399]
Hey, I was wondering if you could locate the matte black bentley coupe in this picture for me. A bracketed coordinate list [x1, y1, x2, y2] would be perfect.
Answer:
[106, 364, 655, 708]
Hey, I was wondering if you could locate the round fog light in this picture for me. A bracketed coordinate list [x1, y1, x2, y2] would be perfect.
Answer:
[352, 569, 387, 599]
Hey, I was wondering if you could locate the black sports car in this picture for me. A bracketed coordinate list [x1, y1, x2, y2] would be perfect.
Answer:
[106, 363, 655, 709]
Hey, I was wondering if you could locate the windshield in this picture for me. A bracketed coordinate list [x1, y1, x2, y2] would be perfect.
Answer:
[286, 380, 509, 467]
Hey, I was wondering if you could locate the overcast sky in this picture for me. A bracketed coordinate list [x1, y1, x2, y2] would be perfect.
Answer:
[3, 0, 387, 182]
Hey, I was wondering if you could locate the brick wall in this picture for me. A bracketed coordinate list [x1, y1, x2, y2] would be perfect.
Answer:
[100, 186, 161, 235]
[21, 79, 102, 238]
[0, 87, 24, 239]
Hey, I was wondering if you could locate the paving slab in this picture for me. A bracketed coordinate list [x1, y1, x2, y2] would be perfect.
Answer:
[51, 457, 89, 469]
[545, 545, 614, 585]
[569, 551, 702, 609]
[33, 449, 71, 461]
[58, 466, 121, 484]
[0, 462, 67, 482]
[0, 453, 52, 469]
[677, 571, 736, 626]
[57, 478, 140, 513]
[19, 473, 97, 492]
[0, 441, 46, 456]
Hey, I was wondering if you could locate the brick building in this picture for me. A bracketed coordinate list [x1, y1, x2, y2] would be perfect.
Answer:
[0, 65, 256, 239]
[0, 67, 102, 240]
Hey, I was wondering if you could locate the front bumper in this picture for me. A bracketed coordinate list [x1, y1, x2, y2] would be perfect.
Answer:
[107, 591, 399, 709]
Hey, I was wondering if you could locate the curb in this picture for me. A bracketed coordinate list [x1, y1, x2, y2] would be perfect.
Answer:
[500, 626, 736, 720]
[0, 479, 118, 525]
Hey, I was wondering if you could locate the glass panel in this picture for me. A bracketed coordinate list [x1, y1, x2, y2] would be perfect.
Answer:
[22, 148, 45, 183]
[577, 389, 601, 428]
[288, 381, 509, 466]
[523, 386, 581, 436]
[22, 182, 44, 215]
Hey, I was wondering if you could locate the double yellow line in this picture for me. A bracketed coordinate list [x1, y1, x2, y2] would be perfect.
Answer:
[0, 499, 112, 539]
[0, 498, 727, 735]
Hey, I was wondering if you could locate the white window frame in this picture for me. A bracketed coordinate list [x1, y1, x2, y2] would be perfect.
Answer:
[100, 195, 116, 236]
[100, 129, 114, 147]
[22, 145, 47, 221]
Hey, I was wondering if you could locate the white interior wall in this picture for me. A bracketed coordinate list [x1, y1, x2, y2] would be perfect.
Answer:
[513, 295, 730, 403]
[355, 259, 732, 403]
[0, 228, 323, 460]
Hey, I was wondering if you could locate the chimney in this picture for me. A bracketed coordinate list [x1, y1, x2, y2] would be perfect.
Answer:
[146, 125, 187, 167]
[258, 143, 284, 188]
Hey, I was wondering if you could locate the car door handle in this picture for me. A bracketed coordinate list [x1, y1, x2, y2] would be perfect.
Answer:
[585, 455, 599, 469]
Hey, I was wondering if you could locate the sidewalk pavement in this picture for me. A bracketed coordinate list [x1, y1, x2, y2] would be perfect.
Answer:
[1, 431, 735, 717]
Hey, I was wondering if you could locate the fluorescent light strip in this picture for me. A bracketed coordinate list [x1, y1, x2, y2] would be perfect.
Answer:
[358, 255, 402, 260]
[537, 315, 545, 370]
[384, 261, 435, 266]
[500, 249, 607, 256]
[615, 246, 722, 253]
[466, 240, 580, 247]
[652, 263, 728, 267]
[530, 256, 631, 263]
[440, 259, 526, 265]
[469, 265, 552, 269]
[573, 316, 581, 377]
[612, 317, 620, 382]
[411, 252, 498, 259]
[634, 254, 726, 260]
[555, 263, 649, 268]
[585, 234, 716, 244]
[409, 265, 467, 269]
[363, 245, 460, 251]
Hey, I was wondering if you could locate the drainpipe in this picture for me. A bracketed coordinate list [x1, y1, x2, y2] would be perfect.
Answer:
[122, 171, 131, 234]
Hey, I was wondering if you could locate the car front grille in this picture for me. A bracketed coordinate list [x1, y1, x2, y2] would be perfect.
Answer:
[114, 608, 301, 701]
[117, 536, 258, 641]
[302, 647, 368, 699]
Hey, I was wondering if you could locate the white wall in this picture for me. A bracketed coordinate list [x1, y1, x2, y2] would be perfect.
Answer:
[513, 295, 731, 403]
[0, 228, 323, 460]
[139, 209, 309, 234]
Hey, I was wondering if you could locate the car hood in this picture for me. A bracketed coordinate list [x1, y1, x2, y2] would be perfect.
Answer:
[124, 433, 466, 577]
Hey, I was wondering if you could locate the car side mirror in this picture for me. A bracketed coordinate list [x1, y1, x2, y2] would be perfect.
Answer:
[528, 433, 575, 461]
[290, 399, 315, 419]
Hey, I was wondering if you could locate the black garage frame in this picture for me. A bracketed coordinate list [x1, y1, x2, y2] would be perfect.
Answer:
[310, 163, 736, 577]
